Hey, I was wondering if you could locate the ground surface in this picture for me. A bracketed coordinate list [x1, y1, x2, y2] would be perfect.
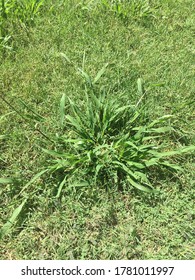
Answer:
[0, 0, 195, 259]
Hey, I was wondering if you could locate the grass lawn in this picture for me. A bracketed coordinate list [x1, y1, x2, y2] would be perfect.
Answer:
[0, 0, 195, 259]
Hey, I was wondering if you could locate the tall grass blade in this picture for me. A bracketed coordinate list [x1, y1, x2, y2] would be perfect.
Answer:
[18, 99, 45, 122]
[42, 148, 65, 157]
[148, 115, 173, 128]
[148, 126, 172, 133]
[77, 68, 92, 86]
[179, 146, 195, 153]
[93, 63, 109, 84]
[151, 146, 195, 158]
[161, 161, 183, 171]
[56, 176, 67, 198]
[18, 169, 48, 196]
[0, 198, 27, 239]
[127, 176, 154, 193]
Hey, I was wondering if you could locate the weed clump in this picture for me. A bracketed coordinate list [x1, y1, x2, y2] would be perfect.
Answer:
[43, 77, 194, 195]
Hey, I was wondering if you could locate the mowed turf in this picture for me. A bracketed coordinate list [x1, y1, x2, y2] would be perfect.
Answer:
[0, 0, 195, 259]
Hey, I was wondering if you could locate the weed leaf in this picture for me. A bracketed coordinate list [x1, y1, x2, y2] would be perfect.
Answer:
[0, 198, 27, 239]
[56, 176, 67, 198]
[18, 169, 48, 196]
[0, 178, 15, 184]
[127, 176, 154, 193]
[77, 68, 92, 86]
[93, 63, 109, 84]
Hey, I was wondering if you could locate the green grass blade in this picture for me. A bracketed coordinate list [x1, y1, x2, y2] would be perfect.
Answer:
[179, 145, 195, 153]
[134, 171, 149, 183]
[0, 112, 15, 122]
[150, 146, 195, 159]
[134, 126, 146, 140]
[77, 68, 92, 86]
[137, 78, 144, 94]
[59, 52, 71, 63]
[150, 150, 179, 158]
[144, 158, 159, 167]
[66, 115, 83, 131]
[18, 169, 48, 196]
[127, 176, 154, 193]
[95, 164, 104, 182]
[93, 63, 109, 84]
[42, 148, 65, 157]
[148, 126, 172, 133]
[0, 198, 27, 239]
[126, 161, 145, 169]
[148, 115, 173, 128]
[125, 141, 139, 150]
[112, 161, 138, 180]
[0, 134, 7, 140]
[56, 176, 67, 198]
[18, 99, 45, 122]
[67, 181, 89, 188]
[90, 91, 102, 108]
[59, 93, 66, 127]
[0, 178, 15, 184]
[161, 161, 183, 171]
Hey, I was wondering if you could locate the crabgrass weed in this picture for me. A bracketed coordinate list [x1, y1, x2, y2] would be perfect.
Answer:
[0, 0, 195, 259]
